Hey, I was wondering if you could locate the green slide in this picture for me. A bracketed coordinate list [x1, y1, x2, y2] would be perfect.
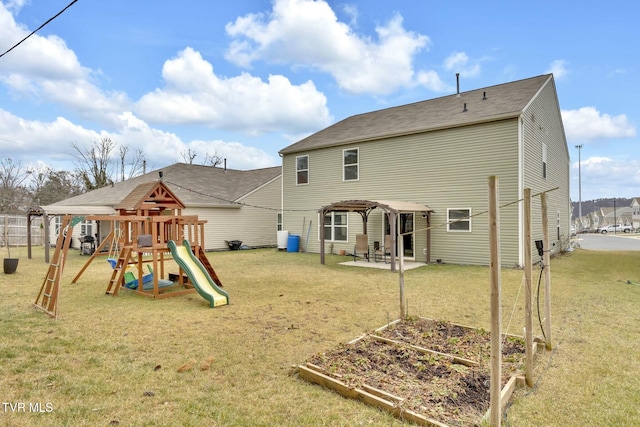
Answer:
[168, 240, 229, 308]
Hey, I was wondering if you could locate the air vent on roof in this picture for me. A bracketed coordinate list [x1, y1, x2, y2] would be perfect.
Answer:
[462, 103, 468, 112]
[483, 91, 487, 100]
[456, 73, 460, 97]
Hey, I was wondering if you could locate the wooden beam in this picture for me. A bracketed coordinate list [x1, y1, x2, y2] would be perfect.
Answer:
[488, 176, 502, 427]
[370, 335, 479, 367]
[297, 365, 447, 427]
[540, 192, 552, 350]
[523, 188, 534, 387]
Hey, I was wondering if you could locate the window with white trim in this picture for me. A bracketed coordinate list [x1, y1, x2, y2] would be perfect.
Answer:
[322, 212, 348, 241]
[54, 216, 61, 235]
[296, 155, 309, 185]
[447, 208, 471, 232]
[80, 220, 93, 238]
[343, 148, 359, 181]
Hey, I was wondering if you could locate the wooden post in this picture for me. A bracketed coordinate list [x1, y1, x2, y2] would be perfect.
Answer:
[44, 213, 50, 264]
[541, 192, 552, 350]
[389, 211, 397, 272]
[523, 188, 534, 387]
[399, 234, 406, 319]
[320, 210, 325, 265]
[488, 176, 502, 427]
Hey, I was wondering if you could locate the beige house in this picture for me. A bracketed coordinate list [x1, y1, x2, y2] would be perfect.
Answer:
[42, 163, 282, 251]
[279, 74, 571, 267]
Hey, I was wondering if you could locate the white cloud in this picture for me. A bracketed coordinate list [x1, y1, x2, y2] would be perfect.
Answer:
[0, 3, 130, 125]
[0, 108, 276, 172]
[135, 47, 331, 134]
[572, 156, 640, 199]
[224, 0, 441, 95]
[443, 52, 481, 77]
[562, 107, 636, 141]
[546, 60, 568, 79]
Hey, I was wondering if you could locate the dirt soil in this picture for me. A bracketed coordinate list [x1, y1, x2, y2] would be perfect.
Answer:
[304, 317, 526, 426]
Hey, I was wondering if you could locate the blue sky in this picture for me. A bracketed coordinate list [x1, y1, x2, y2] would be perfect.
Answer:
[0, 0, 637, 202]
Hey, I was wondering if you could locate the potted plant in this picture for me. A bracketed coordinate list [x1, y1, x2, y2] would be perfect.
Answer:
[3, 230, 18, 274]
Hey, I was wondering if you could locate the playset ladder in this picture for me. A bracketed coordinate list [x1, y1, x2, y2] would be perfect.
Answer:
[196, 245, 222, 287]
[34, 215, 82, 319]
[105, 247, 132, 296]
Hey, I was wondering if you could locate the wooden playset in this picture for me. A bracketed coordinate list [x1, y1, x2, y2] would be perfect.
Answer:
[34, 181, 224, 319]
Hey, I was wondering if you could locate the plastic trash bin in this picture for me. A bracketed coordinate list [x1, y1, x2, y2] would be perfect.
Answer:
[287, 235, 300, 252]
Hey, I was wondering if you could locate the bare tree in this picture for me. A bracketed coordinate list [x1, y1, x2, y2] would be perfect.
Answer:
[72, 138, 115, 190]
[180, 148, 224, 167]
[0, 158, 32, 213]
[180, 148, 198, 164]
[204, 151, 224, 167]
[118, 145, 146, 181]
[31, 169, 84, 206]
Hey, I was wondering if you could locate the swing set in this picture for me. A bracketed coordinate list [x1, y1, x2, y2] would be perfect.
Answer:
[34, 180, 224, 319]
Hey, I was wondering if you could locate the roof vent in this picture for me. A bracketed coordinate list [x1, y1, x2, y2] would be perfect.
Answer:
[462, 103, 468, 112]
[482, 91, 487, 100]
[456, 73, 460, 97]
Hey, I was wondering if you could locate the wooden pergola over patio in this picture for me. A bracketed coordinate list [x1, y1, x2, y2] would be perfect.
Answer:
[319, 200, 433, 271]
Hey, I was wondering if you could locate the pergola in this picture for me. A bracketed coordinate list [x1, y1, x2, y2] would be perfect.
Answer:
[319, 200, 433, 271]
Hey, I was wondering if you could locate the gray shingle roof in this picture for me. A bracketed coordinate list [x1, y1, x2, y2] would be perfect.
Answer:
[44, 163, 281, 213]
[279, 74, 552, 155]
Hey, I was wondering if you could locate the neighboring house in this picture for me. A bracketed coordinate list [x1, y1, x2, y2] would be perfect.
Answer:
[41, 163, 282, 251]
[279, 74, 570, 267]
[631, 198, 640, 230]
[599, 206, 632, 227]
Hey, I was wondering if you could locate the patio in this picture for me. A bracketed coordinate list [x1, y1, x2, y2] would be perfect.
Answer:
[339, 258, 425, 270]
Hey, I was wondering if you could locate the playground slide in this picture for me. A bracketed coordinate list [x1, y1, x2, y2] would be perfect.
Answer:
[168, 240, 229, 308]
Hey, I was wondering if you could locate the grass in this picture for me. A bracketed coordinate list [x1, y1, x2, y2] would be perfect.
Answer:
[1, 245, 640, 426]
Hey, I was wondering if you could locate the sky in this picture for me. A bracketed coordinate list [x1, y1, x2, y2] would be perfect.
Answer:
[0, 0, 638, 202]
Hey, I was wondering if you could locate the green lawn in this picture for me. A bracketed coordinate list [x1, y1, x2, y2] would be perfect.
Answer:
[1, 246, 640, 426]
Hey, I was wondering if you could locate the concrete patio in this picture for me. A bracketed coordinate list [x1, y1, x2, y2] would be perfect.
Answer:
[338, 258, 425, 271]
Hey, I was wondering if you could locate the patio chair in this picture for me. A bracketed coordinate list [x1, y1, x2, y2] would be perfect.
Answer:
[353, 234, 370, 262]
[374, 235, 393, 263]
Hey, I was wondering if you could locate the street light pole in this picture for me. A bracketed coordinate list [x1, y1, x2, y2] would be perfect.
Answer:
[575, 144, 583, 221]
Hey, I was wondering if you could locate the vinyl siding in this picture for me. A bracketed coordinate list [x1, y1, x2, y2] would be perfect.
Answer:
[521, 79, 571, 260]
[283, 119, 523, 265]
[186, 175, 282, 250]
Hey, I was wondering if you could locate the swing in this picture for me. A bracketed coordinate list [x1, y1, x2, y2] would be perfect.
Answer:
[106, 227, 122, 269]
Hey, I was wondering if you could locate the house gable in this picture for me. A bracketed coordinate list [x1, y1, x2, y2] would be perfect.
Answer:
[114, 181, 185, 215]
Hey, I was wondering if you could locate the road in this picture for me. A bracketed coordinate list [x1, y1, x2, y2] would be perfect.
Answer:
[572, 232, 640, 251]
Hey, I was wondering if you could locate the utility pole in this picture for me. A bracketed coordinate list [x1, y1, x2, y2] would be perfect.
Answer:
[575, 144, 583, 221]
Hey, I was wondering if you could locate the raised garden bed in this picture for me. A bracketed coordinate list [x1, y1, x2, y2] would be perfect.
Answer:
[298, 317, 538, 426]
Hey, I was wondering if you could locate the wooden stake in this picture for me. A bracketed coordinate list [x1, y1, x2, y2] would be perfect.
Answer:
[488, 176, 502, 427]
[399, 235, 406, 319]
[523, 188, 534, 387]
[540, 193, 552, 350]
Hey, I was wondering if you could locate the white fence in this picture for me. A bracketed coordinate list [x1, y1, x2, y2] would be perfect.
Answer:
[1, 214, 45, 247]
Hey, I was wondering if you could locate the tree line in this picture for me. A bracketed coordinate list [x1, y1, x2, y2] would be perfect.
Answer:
[0, 138, 223, 214]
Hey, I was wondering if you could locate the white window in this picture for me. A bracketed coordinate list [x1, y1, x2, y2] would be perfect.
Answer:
[296, 155, 309, 185]
[447, 208, 471, 232]
[542, 143, 547, 179]
[322, 212, 348, 241]
[80, 220, 93, 239]
[54, 216, 61, 235]
[343, 148, 359, 181]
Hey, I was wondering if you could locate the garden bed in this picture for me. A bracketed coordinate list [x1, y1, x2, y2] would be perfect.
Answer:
[298, 317, 537, 426]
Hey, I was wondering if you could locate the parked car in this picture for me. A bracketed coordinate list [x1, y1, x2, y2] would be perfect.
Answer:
[598, 224, 633, 234]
